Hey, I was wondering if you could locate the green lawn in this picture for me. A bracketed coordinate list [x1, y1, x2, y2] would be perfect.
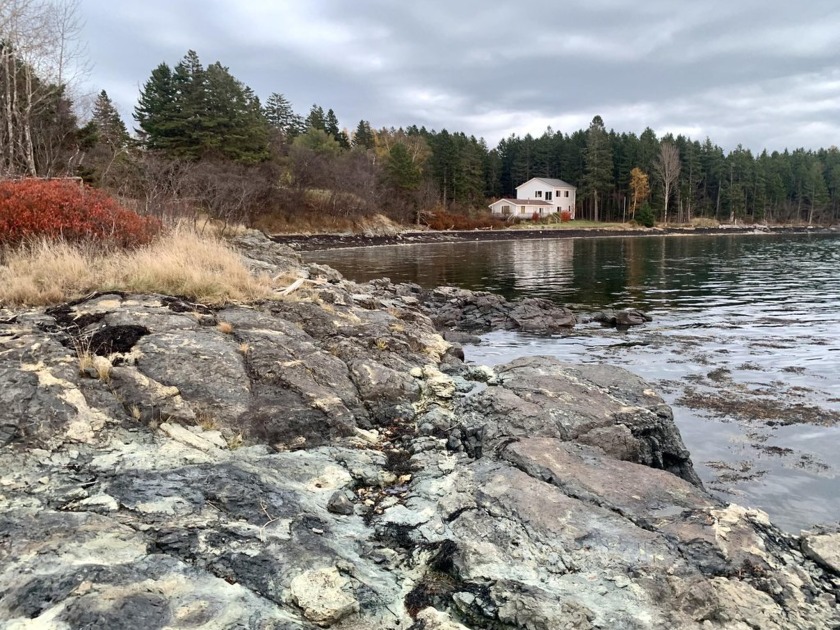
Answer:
[507, 220, 640, 230]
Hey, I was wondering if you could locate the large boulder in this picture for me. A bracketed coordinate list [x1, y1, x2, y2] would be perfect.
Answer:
[444, 356, 700, 484]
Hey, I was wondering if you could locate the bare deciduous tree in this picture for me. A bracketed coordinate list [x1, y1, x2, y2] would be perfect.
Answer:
[0, 0, 86, 176]
[653, 142, 681, 223]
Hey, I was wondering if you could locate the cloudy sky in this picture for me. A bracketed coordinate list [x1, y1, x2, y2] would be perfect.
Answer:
[79, 0, 840, 152]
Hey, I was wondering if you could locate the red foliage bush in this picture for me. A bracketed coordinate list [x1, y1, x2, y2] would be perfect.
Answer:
[0, 179, 161, 247]
[422, 211, 507, 231]
[560, 211, 572, 223]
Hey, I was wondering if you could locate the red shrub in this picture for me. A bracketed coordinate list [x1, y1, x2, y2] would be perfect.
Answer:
[422, 211, 507, 231]
[0, 179, 161, 247]
[560, 211, 572, 223]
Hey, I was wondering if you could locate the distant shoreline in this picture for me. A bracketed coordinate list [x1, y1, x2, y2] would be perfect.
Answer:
[271, 224, 838, 251]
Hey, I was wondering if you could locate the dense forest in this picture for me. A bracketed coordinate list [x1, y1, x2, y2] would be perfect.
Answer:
[2, 1, 839, 230]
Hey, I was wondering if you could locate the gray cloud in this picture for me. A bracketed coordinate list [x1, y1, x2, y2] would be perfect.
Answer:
[79, 0, 840, 151]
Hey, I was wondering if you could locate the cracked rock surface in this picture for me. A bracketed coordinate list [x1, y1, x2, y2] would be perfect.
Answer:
[0, 233, 837, 629]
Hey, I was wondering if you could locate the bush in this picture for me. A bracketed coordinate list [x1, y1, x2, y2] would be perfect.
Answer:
[560, 211, 572, 223]
[422, 210, 506, 231]
[635, 204, 655, 228]
[0, 178, 160, 247]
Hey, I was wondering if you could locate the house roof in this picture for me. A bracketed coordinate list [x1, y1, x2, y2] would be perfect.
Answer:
[516, 177, 576, 189]
[489, 198, 553, 207]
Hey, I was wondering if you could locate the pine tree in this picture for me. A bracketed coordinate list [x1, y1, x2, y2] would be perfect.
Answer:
[170, 50, 208, 160]
[134, 51, 268, 163]
[323, 108, 349, 149]
[134, 62, 179, 152]
[292, 128, 342, 156]
[386, 142, 422, 192]
[263, 92, 304, 138]
[203, 62, 269, 163]
[352, 120, 375, 150]
[92, 90, 129, 150]
[85, 90, 130, 185]
[325, 108, 340, 138]
[582, 115, 613, 222]
[306, 105, 326, 132]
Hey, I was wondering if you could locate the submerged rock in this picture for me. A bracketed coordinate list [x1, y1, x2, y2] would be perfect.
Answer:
[593, 308, 653, 327]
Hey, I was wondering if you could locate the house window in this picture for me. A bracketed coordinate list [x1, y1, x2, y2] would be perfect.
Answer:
[520, 206, 526, 213]
[501, 205, 511, 216]
[564, 190, 569, 198]
[535, 191, 542, 198]
[545, 192, 552, 201]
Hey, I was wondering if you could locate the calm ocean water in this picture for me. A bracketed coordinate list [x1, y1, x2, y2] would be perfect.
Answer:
[307, 233, 840, 531]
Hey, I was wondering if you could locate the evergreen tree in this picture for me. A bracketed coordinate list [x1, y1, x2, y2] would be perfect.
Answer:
[263, 92, 304, 138]
[581, 115, 613, 221]
[325, 108, 340, 137]
[92, 90, 129, 149]
[170, 50, 210, 160]
[134, 62, 179, 152]
[386, 142, 422, 192]
[292, 128, 342, 156]
[352, 120, 375, 150]
[202, 62, 269, 163]
[85, 90, 130, 185]
[306, 105, 326, 131]
[322, 108, 349, 149]
[134, 51, 268, 162]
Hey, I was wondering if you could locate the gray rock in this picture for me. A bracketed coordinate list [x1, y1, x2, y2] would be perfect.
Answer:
[802, 532, 840, 573]
[450, 356, 700, 484]
[1, 247, 837, 630]
[135, 329, 251, 421]
[426, 288, 575, 333]
[290, 567, 359, 626]
[327, 491, 355, 516]
[593, 308, 652, 327]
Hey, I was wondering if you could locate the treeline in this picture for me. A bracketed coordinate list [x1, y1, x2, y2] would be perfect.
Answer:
[2, 10, 839, 229]
[497, 117, 840, 224]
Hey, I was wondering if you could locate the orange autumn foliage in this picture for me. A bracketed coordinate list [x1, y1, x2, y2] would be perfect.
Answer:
[0, 179, 160, 247]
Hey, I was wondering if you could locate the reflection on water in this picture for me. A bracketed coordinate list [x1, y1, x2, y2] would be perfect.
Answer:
[308, 233, 840, 531]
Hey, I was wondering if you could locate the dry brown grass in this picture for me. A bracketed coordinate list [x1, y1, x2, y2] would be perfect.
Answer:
[74, 336, 112, 382]
[690, 217, 720, 228]
[253, 211, 403, 236]
[0, 227, 275, 307]
[217, 321, 234, 334]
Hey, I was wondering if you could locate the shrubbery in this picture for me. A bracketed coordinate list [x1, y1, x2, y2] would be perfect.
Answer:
[422, 210, 507, 231]
[0, 179, 160, 247]
[635, 204, 655, 228]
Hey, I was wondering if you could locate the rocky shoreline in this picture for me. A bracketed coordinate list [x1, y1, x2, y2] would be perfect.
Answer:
[1, 231, 838, 629]
[271, 224, 837, 251]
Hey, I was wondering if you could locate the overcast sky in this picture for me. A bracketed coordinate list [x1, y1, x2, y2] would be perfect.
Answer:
[79, 0, 840, 153]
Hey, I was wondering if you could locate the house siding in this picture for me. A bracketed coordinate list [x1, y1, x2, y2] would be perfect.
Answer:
[489, 199, 550, 218]
[515, 178, 576, 219]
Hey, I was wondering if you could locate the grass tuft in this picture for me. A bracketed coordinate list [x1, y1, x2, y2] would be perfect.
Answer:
[217, 321, 234, 334]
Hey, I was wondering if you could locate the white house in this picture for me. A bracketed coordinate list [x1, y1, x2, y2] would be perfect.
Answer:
[489, 177, 577, 220]
[487, 198, 553, 219]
